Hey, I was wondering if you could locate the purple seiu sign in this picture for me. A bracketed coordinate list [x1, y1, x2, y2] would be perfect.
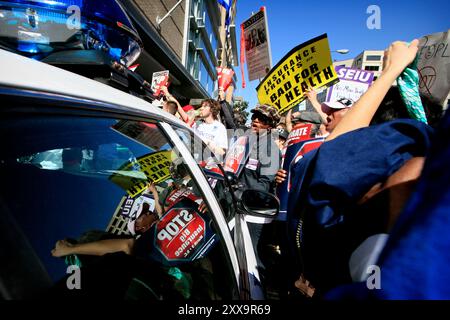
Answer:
[326, 66, 375, 103]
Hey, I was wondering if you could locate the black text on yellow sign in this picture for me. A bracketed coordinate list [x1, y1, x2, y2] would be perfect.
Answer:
[256, 34, 339, 114]
[109, 151, 172, 198]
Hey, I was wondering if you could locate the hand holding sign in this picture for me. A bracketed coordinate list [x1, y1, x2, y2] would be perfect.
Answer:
[151, 70, 170, 96]
[383, 40, 419, 74]
[305, 88, 318, 101]
[217, 67, 234, 91]
[275, 169, 287, 185]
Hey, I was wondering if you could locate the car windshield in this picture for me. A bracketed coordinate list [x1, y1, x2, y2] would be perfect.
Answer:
[173, 126, 236, 221]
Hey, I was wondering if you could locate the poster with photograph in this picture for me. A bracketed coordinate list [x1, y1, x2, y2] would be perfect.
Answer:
[242, 8, 272, 81]
[151, 70, 169, 96]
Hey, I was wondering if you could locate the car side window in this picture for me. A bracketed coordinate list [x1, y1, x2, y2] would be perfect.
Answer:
[0, 113, 238, 300]
[173, 126, 236, 222]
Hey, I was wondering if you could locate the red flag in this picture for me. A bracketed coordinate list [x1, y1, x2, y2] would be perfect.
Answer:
[240, 23, 246, 89]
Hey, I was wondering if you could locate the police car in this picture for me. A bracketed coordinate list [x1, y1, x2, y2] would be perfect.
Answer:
[0, 46, 280, 300]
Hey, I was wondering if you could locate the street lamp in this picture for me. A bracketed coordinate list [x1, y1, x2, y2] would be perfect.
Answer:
[332, 49, 350, 54]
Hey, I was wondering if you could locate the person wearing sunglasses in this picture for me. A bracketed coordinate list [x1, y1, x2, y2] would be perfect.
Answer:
[238, 104, 281, 290]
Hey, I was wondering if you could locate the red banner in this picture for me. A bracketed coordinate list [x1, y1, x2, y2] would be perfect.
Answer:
[217, 67, 234, 91]
[240, 23, 246, 89]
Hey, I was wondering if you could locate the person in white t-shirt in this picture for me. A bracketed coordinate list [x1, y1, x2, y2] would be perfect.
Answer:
[193, 99, 228, 158]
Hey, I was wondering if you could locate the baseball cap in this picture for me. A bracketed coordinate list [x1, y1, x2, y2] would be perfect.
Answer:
[322, 98, 354, 115]
[291, 111, 323, 124]
[251, 104, 281, 127]
[127, 202, 150, 235]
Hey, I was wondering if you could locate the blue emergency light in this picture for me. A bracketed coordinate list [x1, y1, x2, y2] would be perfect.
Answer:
[0, 0, 142, 66]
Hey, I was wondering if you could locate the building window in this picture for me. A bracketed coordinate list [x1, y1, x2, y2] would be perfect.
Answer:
[364, 65, 380, 71]
[366, 55, 382, 61]
[187, 0, 218, 96]
[199, 58, 214, 93]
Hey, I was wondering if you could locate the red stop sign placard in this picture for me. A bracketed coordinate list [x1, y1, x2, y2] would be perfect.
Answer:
[155, 208, 206, 261]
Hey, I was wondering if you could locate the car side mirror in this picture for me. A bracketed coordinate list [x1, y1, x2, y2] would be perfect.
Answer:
[240, 189, 279, 217]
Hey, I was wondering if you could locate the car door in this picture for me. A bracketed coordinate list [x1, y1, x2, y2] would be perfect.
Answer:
[167, 125, 265, 300]
[0, 87, 242, 300]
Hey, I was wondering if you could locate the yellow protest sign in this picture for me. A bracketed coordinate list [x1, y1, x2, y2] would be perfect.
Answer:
[109, 150, 173, 198]
[256, 34, 339, 114]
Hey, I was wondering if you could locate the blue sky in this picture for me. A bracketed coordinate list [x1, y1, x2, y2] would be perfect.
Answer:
[233, 0, 450, 110]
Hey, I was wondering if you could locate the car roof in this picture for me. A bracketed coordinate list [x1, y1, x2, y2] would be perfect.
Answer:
[0, 49, 187, 127]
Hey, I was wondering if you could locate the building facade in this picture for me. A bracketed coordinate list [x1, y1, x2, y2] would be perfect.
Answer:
[351, 50, 384, 80]
[119, 0, 238, 103]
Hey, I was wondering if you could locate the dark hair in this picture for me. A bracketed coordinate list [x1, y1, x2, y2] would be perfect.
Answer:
[310, 123, 321, 138]
[371, 87, 443, 128]
[170, 162, 189, 181]
[202, 99, 221, 119]
[141, 202, 150, 215]
[234, 112, 245, 126]
[165, 101, 178, 115]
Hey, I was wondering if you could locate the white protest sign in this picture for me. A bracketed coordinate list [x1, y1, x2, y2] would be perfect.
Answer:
[326, 66, 375, 103]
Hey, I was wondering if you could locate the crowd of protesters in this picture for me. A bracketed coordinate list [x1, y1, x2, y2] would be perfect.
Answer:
[51, 36, 450, 300]
[185, 38, 447, 300]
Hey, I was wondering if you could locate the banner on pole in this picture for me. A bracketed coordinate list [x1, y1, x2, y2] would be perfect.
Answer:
[242, 7, 272, 82]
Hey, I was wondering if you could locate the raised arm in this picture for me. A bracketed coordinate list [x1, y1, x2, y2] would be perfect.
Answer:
[305, 88, 327, 123]
[285, 109, 293, 132]
[51, 238, 135, 257]
[161, 85, 190, 122]
[218, 89, 237, 129]
[326, 39, 419, 142]
[147, 182, 163, 217]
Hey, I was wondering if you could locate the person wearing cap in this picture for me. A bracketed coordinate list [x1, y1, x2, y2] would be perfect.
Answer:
[245, 104, 281, 195]
[289, 111, 326, 138]
[283, 39, 439, 298]
[239, 104, 281, 283]
[322, 98, 354, 134]
[304, 88, 354, 135]
[274, 93, 353, 185]
[275, 110, 327, 186]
